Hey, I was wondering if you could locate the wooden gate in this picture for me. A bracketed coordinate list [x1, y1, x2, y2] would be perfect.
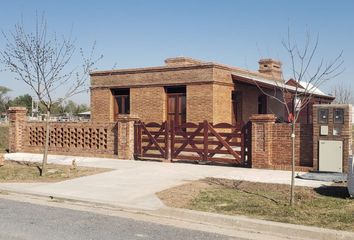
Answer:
[134, 121, 169, 160]
[134, 120, 249, 166]
[171, 121, 245, 165]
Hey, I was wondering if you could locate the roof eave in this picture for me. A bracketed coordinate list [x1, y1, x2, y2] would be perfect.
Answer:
[232, 73, 334, 99]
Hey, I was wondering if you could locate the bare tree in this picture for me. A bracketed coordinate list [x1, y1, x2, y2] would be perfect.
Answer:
[0, 86, 11, 113]
[0, 14, 102, 176]
[332, 83, 353, 104]
[254, 29, 343, 206]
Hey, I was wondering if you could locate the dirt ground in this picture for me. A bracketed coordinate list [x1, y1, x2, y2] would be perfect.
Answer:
[157, 180, 215, 208]
[157, 178, 354, 231]
[157, 178, 315, 208]
[0, 160, 110, 182]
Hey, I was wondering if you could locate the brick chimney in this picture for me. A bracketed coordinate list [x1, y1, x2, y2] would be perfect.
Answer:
[165, 57, 203, 66]
[258, 59, 283, 80]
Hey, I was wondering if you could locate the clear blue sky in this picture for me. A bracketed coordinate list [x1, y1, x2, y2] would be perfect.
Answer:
[1, 0, 353, 104]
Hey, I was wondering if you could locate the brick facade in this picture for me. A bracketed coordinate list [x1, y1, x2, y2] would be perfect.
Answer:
[130, 87, 166, 123]
[89, 58, 273, 125]
[90, 87, 113, 122]
[213, 84, 233, 124]
[250, 114, 314, 171]
[186, 84, 214, 123]
[312, 104, 352, 173]
[90, 57, 334, 126]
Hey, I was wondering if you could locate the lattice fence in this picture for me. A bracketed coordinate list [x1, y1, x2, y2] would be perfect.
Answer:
[24, 122, 117, 156]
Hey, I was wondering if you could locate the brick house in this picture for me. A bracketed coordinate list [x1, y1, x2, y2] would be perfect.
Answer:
[8, 57, 351, 172]
[90, 57, 334, 125]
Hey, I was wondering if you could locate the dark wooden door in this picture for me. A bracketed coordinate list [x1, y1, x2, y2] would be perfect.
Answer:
[113, 95, 129, 121]
[167, 93, 186, 127]
[232, 91, 242, 124]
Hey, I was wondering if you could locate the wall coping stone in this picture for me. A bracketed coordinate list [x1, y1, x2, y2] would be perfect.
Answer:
[116, 114, 140, 122]
[8, 107, 27, 113]
[249, 114, 277, 123]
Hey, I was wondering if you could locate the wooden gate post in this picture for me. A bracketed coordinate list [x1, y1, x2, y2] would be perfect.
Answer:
[170, 120, 175, 161]
[203, 120, 209, 162]
[134, 120, 142, 159]
[164, 121, 171, 162]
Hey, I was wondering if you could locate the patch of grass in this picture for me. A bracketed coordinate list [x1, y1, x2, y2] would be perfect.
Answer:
[0, 125, 8, 153]
[158, 178, 354, 232]
[0, 160, 110, 182]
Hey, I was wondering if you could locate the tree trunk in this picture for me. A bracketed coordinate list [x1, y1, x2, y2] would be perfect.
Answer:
[41, 111, 51, 176]
[290, 122, 296, 206]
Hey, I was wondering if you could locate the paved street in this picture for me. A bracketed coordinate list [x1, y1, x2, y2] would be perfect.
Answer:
[0, 198, 237, 240]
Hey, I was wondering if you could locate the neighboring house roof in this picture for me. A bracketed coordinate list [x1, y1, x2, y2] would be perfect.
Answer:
[298, 81, 329, 97]
[78, 111, 91, 115]
[232, 73, 334, 99]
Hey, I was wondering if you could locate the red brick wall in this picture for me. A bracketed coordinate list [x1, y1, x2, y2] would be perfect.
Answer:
[22, 121, 118, 158]
[270, 124, 313, 168]
[90, 87, 113, 122]
[131, 87, 166, 123]
[250, 114, 314, 171]
[9, 108, 139, 160]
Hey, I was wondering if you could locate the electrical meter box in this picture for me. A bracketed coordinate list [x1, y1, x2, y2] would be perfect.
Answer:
[314, 104, 351, 174]
[319, 140, 343, 172]
[334, 108, 344, 124]
[318, 108, 329, 124]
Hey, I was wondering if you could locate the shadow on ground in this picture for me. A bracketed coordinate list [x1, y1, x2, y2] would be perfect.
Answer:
[314, 185, 350, 199]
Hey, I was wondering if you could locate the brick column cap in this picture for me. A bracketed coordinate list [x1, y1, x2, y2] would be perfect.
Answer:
[8, 107, 27, 113]
[116, 114, 139, 122]
[249, 114, 276, 123]
[313, 104, 352, 108]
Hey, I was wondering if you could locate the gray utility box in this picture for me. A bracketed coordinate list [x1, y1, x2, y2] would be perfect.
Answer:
[319, 140, 343, 172]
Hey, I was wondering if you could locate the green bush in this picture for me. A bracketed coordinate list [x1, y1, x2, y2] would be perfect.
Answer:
[0, 125, 9, 152]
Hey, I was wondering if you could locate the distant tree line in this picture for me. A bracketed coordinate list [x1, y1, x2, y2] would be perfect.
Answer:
[0, 87, 89, 116]
[0, 86, 11, 113]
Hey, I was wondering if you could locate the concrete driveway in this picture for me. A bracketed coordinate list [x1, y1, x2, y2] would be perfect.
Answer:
[1, 153, 331, 210]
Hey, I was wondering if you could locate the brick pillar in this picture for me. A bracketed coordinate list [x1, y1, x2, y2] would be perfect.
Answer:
[8, 107, 27, 153]
[249, 114, 276, 169]
[313, 104, 352, 173]
[116, 115, 139, 160]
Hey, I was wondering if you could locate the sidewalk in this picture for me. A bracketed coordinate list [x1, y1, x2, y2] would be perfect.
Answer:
[2, 152, 332, 210]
